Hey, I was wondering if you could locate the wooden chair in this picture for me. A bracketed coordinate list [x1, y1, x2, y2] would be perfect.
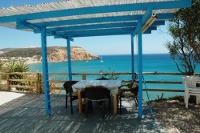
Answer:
[118, 82, 138, 115]
[118, 73, 138, 115]
[84, 86, 108, 118]
[63, 81, 86, 114]
[96, 77, 111, 110]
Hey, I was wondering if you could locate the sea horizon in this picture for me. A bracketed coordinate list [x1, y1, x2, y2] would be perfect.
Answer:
[98, 53, 169, 56]
[28, 53, 200, 101]
[28, 53, 200, 74]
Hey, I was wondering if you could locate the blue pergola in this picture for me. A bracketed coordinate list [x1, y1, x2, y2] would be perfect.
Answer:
[0, 0, 191, 118]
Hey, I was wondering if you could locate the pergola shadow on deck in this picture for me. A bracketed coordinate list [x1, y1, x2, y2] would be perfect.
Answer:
[0, 92, 166, 133]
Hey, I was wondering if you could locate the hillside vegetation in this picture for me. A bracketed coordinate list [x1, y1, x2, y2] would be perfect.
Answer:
[0, 46, 99, 63]
[0, 46, 73, 57]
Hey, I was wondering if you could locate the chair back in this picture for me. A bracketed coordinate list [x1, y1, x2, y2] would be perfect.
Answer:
[184, 76, 200, 88]
[63, 81, 78, 93]
[134, 73, 138, 82]
[127, 82, 138, 96]
[96, 77, 109, 80]
[85, 86, 108, 100]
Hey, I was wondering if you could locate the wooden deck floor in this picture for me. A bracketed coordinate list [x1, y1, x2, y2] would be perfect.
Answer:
[0, 92, 166, 133]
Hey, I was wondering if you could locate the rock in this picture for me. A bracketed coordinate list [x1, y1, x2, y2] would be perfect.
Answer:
[167, 128, 180, 133]
[166, 100, 179, 103]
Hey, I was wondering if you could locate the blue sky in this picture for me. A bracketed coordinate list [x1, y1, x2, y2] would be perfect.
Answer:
[0, 0, 173, 55]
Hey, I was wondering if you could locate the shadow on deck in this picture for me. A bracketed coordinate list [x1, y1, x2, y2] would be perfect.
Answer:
[0, 92, 166, 133]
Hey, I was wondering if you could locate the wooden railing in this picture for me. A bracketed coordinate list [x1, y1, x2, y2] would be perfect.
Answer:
[0, 72, 199, 95]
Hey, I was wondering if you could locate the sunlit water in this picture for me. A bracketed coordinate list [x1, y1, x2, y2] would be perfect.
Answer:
[28, 54, 200, 100]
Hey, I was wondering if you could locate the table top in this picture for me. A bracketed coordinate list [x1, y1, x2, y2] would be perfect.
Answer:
[72, 80, 122, 93]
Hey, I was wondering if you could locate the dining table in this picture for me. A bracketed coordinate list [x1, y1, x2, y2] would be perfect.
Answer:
[72, 80, 122, 115]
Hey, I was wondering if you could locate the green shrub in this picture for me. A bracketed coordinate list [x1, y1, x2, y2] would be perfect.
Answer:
[98, 68, 119, 80]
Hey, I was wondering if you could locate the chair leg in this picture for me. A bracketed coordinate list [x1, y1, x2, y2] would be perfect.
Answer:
[196, 96, 200, 104]
[102, 101, 105, 119]
[86, 100, 88, 118]
[185, 94, 189, 108]
[65, 96, 68, 108]
[108, 95, 111, 111]
[70, 96, 73, 114]
[117, 96, 119, 113]
[119, 97, 122, 115]
[91, 101, 93, 114]
[134, 97, 138, 107]
[185, 89, 189, 108]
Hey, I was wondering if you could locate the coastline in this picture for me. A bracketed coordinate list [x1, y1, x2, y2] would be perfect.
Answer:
[25, 58, 100, 64]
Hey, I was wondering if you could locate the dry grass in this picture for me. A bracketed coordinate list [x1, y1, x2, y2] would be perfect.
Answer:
[152, 96, 200, 133]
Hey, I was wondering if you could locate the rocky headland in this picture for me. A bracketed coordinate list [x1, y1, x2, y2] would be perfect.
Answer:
[0, 46, 100, 64]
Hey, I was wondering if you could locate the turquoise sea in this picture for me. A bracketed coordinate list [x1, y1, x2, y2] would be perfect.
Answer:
[28, 54, 200, 100]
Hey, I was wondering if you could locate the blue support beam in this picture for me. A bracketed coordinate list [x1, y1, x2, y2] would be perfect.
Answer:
[18, 14, 170, 30]
[137, 19, 143, 118]
[16, 18, 158, 38]
[41, 26, 51, 116]
[131, 33, 135, 82]
[0, 0, 191, 23]
[16, 19, 67, 39]
[67, 39, 72, 81]
[142, 7, 152, 25]
[36, 22, 138, 33]
[53, 27, 154, 38]
[34, 21, 164, 34]
[134, 7, 154, 35]
[53, 27, 156, 38]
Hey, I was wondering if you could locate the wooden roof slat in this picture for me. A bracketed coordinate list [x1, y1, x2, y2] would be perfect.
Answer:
[0, 0, 191, 38]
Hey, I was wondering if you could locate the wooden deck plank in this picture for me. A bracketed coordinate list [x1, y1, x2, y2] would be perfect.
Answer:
[0, 92, 167, 133]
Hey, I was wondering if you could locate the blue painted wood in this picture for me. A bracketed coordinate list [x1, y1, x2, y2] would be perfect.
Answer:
[41, 27, 51, 115]
[59, 27, 136, 35]
[17, 20, 159, 38]
[134, 7, 154, 36]
[67, 39, 72, 81]
[59, 27, 155, 36]
[142, 7, 152, 25]
[52, 27, 156, 38]
[17, 19, 42, 31]
[34, 21, 164, 34]
[17, 14, 171, 30]
[137, 19, 143, 118]
[17, 15, 141, 29]
[131, 33, 135, 82]
[53, 28, 154, 38]
[0, 0, 191, 23]
[17, 19, 67, 39]
[36, 22, 138, 33]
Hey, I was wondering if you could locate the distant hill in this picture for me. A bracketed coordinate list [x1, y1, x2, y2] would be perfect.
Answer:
[0, 46, 100, 63]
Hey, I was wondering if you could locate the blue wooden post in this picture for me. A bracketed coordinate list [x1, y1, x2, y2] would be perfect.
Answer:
[67, 38, 72, 81]
[41, 27, 51, 115]
[131, 33, 135, 82]
[137, 19, 143, 118]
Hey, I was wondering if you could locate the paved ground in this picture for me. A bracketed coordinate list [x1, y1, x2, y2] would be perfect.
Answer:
[0, 91, 167, 133]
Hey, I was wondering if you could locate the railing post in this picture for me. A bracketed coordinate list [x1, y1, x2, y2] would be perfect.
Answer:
[6, 74, 10, 91]
[37, 73, 42, 94]
[82, 74, 86, 80]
